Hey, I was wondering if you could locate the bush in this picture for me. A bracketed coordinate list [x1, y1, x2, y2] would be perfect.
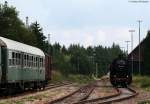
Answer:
[138, 100, 150, 104]
[133, 75, 150, 91]
[68, 74, 94, 84]
[50, 71, 94, 84]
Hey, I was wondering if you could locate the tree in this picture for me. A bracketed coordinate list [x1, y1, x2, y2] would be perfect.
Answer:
[30, 21, 46, 51]
[0, 1, 124, 77]
[61, 45, 67, 54]
[0, 1, 36, 46]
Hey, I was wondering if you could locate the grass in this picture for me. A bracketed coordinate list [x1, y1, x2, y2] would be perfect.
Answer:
[138, 100, 150, 104]
[67, 74, 94, 84]
[133, 75, 150, 91]
[119, 75, 150, 104]
[49, 70, 67, 83]
[50, 70, 94, 84]
[14, 101, 24, 104]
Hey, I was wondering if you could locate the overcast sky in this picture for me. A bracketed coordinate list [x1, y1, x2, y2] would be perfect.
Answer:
[1, 0, 150, 52]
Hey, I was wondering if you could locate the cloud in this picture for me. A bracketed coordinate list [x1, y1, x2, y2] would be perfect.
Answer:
[49, 26, 131, 48]
[48, 25, 147, 54]
[1, 0, 148, 52]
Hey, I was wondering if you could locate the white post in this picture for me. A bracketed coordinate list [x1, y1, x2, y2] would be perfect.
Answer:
[129, 30, 135, 75]
[137, 20, 142, 75]
[96, 63, 98, 78]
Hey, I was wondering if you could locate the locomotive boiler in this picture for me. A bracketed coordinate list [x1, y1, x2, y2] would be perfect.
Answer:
[109, 54, 132, 87]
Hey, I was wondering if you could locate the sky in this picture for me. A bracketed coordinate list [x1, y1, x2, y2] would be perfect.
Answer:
[1, 0, 150, 52]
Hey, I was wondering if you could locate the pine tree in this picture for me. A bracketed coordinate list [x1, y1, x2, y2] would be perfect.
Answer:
[30, 21, 46, 51]
[0, 1, 36, 46]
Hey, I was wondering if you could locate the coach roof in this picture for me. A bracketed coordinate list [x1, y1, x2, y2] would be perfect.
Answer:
[0, 36, 45, 57]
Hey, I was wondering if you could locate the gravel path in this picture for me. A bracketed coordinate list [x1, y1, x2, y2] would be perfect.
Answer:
[0, 84, 78, 104]
[113, 86, 150, 104]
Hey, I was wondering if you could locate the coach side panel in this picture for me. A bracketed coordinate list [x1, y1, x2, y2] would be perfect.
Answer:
[7, 51, 45, 83]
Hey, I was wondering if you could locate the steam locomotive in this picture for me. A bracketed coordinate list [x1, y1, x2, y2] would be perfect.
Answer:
[109, 55, 132, 87]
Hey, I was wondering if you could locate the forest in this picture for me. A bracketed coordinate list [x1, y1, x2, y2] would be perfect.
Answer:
[1, 1, 149, 77]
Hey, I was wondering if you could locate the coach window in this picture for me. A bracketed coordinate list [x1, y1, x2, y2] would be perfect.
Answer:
[38, 57, 40, 67]
[39, 58, 41, 67]
[29, 55, 31, 67]
[15, 53, 17, 65]
[32, 56, 34, 67]
[24, 54, 26, 67]
[18, 53, 21, 65]
[30, 55, 32, 67]
[40, 58, 41, 68]
[33, 57, 36, 67]
[8, 51, 12, 66]
[41, 58, 43, 68]
[41, 58, 42, 67]
[34, 57, 36, 67]
[16, 53, 18, 65]
[26, 55, 29, 67]
[27, 55, 29, 67]
[24, 54, 25, 67]
[39, 57, 40, 67]
[25, 55, 27, 67]
[23, 54, 25, 66]
[31, 56, 33, 67]
[39, 58, 40, 67]
[40, 58, 42, 68]
[42, 58, 45, 67]
[37, 57, 39, 67]
[35, 57, 37, 67]
[43, 58, 44, 68]
[12, 52, 15, 65]
[17, 53, 20, 65]
[33, 56, 35, 67]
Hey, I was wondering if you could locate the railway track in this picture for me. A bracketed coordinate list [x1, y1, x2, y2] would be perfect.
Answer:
[0, 81, 72, 100]
[48, 83, 95, 104]
[45, 81, 72, 90]
[48, 78, 138, 104]
[75, 87, 138, 104]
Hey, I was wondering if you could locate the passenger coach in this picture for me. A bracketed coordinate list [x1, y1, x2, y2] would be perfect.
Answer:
[0, 36, 51, 94]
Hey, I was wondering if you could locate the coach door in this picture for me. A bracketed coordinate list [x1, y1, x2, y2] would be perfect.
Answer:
[1, 46, 7, 83]
[0, 47, 1, 82]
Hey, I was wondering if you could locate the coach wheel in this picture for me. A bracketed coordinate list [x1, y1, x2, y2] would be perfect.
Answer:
[42, 83, 46, 90]
[7, 85, 16, 95]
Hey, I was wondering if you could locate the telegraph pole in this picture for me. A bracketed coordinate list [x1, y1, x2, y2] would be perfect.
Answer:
[48, 34, 51, 54]
[128, 0, 148, 76]
[96, 63, 98, 78]
[121, 47, 125, 53]
[125, 41, 131, 55]
[26, 16, 29, 28]
[93, 48, 97, 77]
[129, 30, 135, 75]
[137, 20, 142, 75]
[77, 56, 79, 73]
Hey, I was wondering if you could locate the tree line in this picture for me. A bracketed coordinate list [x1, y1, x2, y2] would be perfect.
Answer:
[0, 2, 125, 77]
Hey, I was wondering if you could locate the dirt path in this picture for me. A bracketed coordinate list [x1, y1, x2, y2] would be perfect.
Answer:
[0, 84, 79, 104]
